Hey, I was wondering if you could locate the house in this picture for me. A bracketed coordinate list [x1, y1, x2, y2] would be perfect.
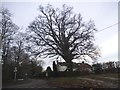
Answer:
[56, 60, 92, 72]
[77, 61, 92, 72]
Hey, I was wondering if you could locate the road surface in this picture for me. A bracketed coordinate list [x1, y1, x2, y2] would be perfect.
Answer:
[4, 79, 55, 88]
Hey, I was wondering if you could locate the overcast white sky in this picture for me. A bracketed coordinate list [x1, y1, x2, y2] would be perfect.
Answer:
[1, 0, 119, 70]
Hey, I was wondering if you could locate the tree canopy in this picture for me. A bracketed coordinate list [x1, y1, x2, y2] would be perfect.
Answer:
[28, 4, 100, 71]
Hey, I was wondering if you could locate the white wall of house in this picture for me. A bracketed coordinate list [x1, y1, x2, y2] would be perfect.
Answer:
[57, 64, 67, 71]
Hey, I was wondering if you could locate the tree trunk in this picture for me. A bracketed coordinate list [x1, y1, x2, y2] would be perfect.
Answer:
[63, 53, 74, 72]
[67, 61, 73, 72]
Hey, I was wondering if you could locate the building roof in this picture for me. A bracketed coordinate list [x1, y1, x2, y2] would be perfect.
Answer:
[57, 61, 91, 69]
[78, 63, 92, 68]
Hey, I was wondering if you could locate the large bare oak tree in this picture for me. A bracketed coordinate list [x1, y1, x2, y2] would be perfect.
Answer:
[28, 4, 100, 71]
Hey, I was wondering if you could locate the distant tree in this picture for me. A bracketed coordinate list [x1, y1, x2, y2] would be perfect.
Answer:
[0, 8, 19, 65]
[115, 61, 120, 68]
[106, 62, 115, 69]
[15, 49, 31, 79]
[29, 58, 43, 77]
[12, 32, 28, 65]
[8, 31, 31, 79]
[27, 4, 100, 71]
[92, 63, 102, 74]
[102, 61, 117, 73]
[53, 61, 57, 72]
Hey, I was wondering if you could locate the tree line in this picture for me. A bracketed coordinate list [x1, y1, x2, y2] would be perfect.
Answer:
[92, 61, 120, 74]
[1, 8, 43, 82]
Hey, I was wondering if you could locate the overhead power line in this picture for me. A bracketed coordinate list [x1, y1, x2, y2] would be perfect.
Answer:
[97, 21, 120, 33]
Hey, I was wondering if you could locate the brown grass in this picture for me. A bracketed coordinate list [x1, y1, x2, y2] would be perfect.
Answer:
[47, 73, 119, 88]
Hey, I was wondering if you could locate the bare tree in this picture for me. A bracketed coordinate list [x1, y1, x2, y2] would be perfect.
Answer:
[0, 8, 19, 65]
[0, 8, 19, 81]
[13, 32, 28, 64]
[28, 4, 100, 71]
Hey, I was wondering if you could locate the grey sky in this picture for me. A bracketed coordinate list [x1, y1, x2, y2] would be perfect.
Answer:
[1, 1, 118, 70]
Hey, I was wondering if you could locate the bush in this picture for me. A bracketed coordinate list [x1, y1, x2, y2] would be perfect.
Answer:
[38, 71, 91, 78]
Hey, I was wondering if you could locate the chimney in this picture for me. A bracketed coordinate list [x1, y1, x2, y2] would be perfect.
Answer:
[82, 61, 84, 63]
